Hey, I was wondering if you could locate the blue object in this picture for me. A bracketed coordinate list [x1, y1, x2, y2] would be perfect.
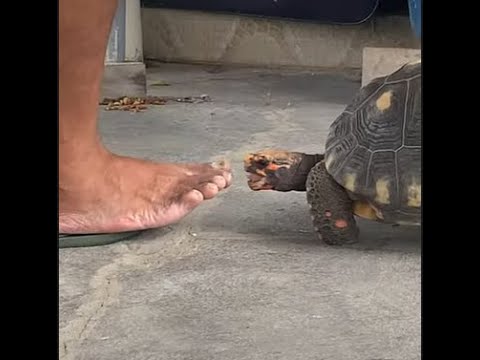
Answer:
[408, 0, 421, 38]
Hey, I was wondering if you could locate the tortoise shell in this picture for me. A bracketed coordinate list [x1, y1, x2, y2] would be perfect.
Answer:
[324, 61, 421, 222]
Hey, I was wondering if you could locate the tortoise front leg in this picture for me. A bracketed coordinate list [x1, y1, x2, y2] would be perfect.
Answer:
[306, 161, 359, 245]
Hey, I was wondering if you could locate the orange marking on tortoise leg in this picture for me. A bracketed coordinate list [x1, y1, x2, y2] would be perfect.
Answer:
[334, 219, 348, 228]
[266, 163, 280, 171]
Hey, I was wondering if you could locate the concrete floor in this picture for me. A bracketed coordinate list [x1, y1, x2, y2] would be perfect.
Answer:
[59, 64, 421, 360]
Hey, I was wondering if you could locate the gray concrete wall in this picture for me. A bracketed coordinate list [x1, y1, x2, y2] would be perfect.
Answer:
[102, 0, 146, 98]
[142, 8, 420, 70]
[362, 47, 421, 85]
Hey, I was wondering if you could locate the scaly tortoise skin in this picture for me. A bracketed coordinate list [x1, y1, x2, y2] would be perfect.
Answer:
[244, 61, 421, 245]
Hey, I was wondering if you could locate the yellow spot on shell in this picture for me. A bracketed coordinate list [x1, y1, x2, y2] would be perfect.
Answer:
[325, 155, 334, 171]
[407, 180, 421, 207]
[353, 201, 379, 220]
[375, 179, 390, 204]
[344, 174, 356, 192]
[376, 91, 393, 111]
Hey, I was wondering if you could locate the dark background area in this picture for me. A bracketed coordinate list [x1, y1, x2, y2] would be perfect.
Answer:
[141, 0, 409, 24]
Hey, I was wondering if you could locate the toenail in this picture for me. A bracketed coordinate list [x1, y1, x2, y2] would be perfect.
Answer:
[189, 189, 204, 201]
[213, 175, 227, 187]
[207, 182, 219, 190]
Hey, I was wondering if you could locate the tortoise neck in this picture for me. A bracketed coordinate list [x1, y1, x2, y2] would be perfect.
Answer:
[289, 153, 324, 191]
[302, 153, 325, 170]
[311, 154, 325, 165]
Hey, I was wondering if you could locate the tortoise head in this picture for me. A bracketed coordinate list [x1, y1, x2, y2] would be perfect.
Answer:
[244, 149, 324, 192]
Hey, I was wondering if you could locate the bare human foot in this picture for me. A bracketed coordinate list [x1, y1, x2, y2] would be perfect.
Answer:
[59, 151, 232, 234]
[59, 0, 232, 235]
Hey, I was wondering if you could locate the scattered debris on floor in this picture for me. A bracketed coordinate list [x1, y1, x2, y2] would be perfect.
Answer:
[100, 94, 212, 112]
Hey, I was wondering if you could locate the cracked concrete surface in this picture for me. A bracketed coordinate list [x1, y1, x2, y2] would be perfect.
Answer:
[59, 64, 421, 360]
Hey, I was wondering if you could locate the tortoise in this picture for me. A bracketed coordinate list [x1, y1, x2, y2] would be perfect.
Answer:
[244, 61, 421, 245]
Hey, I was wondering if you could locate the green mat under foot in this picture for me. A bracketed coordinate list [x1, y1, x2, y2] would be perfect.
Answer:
[59, 231, 143, 248]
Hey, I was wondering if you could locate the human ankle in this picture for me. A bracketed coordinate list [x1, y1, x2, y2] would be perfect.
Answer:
[59, 142, 112, 188]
